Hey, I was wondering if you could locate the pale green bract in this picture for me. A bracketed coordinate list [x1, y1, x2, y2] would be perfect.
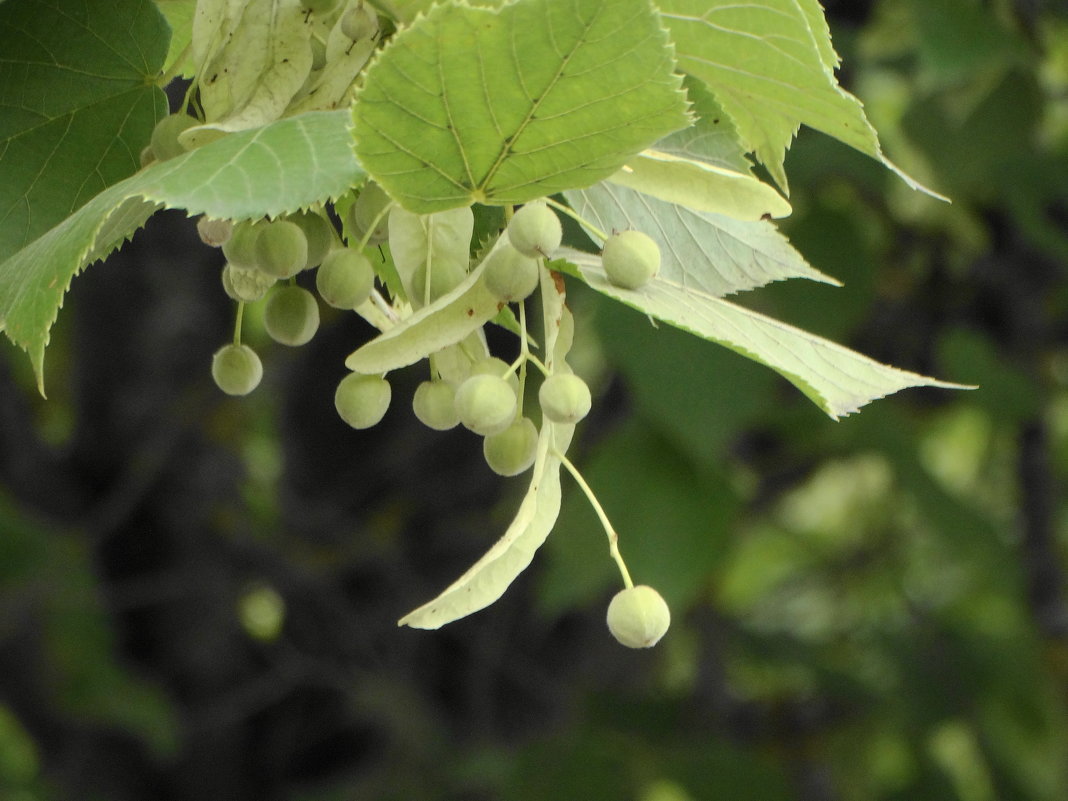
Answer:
[607, 150, 792, 221]
[399, 265, 575, 629]
[558, 248, 972, 420]
[388, 205, 474, 307]
[351, 0, 690, 212]
[0, 111, 364, 392]
[345, 256, 502, 374]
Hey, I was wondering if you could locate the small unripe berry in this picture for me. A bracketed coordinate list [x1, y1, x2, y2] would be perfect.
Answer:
[602, 230, 660, 290]
[264, 286, 320, 346]
[286, 210, 336, 270]
[255, 220, 308, 279]
[222, 263, 276, 303]
[606, 585, 670, 648]
[454, 374, 517, 436]
[483, 417, 539, 477]
[348, 182, 391, 245]
[483, 244, 539, 303]
[335, 373, 391, 429]
[469, 356, 519, 394]
[150, 113, 196, 161]
[507, 201, 562, 258]
[316, 248, 374, 309]
[341, 2, 378, 40]
[538, 373, 592, 424]
[211, 344, 263, 396]
[412, 380, 460, 431]
[222, 220, 262, 269]
[197, 216, 233, 247]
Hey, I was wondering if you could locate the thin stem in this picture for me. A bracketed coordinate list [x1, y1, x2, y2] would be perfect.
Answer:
[515, 300, 531, 420]
[356, 200, 394, 252]
[544, 197, 609, 242]
[553, 449, 634, 590]
[233, 302, 245, 347]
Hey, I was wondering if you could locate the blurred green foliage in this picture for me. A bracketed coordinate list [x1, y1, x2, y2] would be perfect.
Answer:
[1, 1, 1067, 800]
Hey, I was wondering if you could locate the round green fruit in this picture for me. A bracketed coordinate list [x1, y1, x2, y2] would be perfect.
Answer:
[222, 220, 262, 269]
[602, 230, 660, 290]
[469, 356, 519, 394]
[348, 182, 391, 245]
[483, 418, 539, 477]
[483, 244, 539, 303]
[211, 344, 263, 396]
[335, 373, 391, 429]
[340, 3, 378, 40]
[412, 380, 459, 431]
[410, 260, 466, 306]
[538, 373, 591, 424]
[264, 286, 320, 346]
[606, 585, 671, 648]
[286, 210, 336, 270]
[506, 201, 561, 258]
[255, 220, 308, 279]
[316, 248, 374, 309]
[454, 374, 517, 436]
[222, 263, 276, 303]
[197, 216, 233, 248]
[150, 113, 196, 161]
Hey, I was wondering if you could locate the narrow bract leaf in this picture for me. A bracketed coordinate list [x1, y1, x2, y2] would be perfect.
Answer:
[388, 205, 474, 306]
[607, 150, 792, 221]
[658, 0, 941, 197]
[345, 258, 503, 374]
[189, 0, 313, 140]
[351, 0, 690, 212]
[565, 182, 837, 299]
[400, 270, 574, 629]
[560, 249, 972, 419]
[0, 111, 363, 392]
[287, 0, 378, 114]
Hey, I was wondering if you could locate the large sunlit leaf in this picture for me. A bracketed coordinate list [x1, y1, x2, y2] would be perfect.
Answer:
[565, 182, 836, 299]
[559, 248, 971, 419]
[0, 0, 170, 255]
[0, 111, 363, 392]
[658, 0, 936, 195]
[351, 0, 690, 213]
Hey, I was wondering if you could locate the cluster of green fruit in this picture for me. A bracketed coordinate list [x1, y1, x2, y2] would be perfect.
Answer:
[198, 181, 669, 647]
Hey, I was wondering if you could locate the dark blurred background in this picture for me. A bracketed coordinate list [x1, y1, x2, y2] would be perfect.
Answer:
[2, 1, 1068, 799]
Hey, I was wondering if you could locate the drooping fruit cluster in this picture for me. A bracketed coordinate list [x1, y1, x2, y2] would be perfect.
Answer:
[195, 183, 670, 647]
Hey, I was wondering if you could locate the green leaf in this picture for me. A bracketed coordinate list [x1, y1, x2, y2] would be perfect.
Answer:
[564, 181, 837, 298]
[0, 110, 364, 392]
[155, 0, 197, 78]
[658, 77, 753, 174]
[658, 0, 938, 195]
[400, 268, 574, 629]
[559, 248, 971, 419]
[0, 0, 170, 254]
[351, 0, 690, 212]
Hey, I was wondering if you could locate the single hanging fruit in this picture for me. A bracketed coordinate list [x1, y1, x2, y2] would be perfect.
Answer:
[255, 220, 309, 279]
[335, 373, 391, 429]
[483, 244, 539, 303]
[483, 418, 539, 477]
[316, 248, 375, 309]
[606, 585, 670, 648]
[506, 201, 562, 258]
[211, 344, 263, 396]
[454, 374, 517, 436]
[602, 230, 661, 290]
[264, 286, 320, 346]
[538, 373, 592, 424]
[412, 380, 460, 431]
